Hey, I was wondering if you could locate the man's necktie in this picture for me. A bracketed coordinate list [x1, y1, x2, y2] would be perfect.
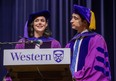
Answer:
[70, 39, 80, 77]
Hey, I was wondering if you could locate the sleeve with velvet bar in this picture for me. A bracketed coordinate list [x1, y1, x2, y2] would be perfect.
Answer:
[73, 34, 111, 81]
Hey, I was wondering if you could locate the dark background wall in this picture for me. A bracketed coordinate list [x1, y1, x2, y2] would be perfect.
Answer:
[0, 0, 115, 81]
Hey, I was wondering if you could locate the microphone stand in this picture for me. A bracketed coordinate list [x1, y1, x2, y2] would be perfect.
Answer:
[0, 41, 25, 50]
[0, 41, 26, 45]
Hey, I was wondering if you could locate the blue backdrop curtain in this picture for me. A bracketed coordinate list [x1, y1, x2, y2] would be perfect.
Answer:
[0, 0, 116, 81]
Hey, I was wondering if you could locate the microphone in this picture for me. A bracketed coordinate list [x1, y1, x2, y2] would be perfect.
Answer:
[26, 40, 43, 45]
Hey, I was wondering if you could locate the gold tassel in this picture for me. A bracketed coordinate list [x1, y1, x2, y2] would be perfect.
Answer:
[89, 11, 96, 30]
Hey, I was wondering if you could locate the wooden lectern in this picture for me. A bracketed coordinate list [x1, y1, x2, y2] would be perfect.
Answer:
[3, 48, 72, 81]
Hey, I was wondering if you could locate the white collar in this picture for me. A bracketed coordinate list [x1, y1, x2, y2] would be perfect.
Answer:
[81, 29, 88, 34]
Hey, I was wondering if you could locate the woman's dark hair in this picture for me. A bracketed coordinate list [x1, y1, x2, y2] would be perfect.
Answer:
[28, 20, 52, 38]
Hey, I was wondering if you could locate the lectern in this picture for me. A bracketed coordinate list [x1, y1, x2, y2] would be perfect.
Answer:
[3, 48, 72, 81]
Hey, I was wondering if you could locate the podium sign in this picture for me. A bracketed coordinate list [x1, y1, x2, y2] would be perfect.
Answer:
[4, 48, 70, 65]
[3, 48, 72, 81]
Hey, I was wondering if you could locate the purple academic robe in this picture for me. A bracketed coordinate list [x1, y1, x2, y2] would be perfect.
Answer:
[15, 36, 61, 49]
[65, 32, 111, 81]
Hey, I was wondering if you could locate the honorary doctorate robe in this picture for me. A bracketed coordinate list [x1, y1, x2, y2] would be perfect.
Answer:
[65, 32, 111, 81]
